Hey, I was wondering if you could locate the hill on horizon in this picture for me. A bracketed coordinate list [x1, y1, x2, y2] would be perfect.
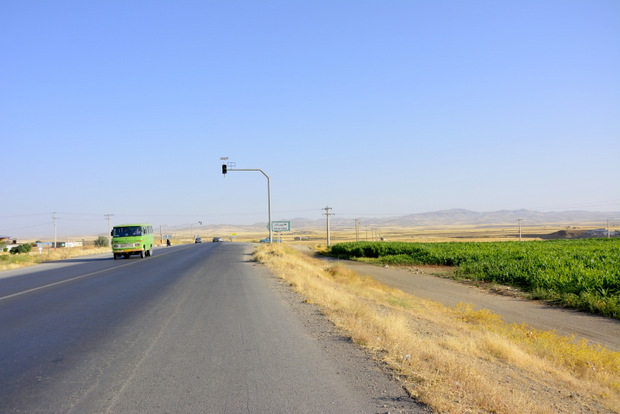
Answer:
[182, 209, 619, 232]
[283, 208, 619, 230]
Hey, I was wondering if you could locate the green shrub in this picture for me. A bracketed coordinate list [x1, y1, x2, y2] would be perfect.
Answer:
[94, 236, 109, 247]
[9, 244, 32, 255]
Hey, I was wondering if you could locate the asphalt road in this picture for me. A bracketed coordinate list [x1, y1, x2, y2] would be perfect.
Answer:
[0, 243, 423, 413]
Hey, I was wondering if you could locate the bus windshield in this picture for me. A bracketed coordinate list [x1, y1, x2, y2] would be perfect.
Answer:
[112, 226, 142, 237]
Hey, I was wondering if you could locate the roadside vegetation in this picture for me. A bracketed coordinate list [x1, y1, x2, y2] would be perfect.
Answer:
[94, 235, 110, 247]
[255, 243, 619, 413]
[0, 236, 193, 272]
[329, 239, 620, 319]
[0, 246, 111, 271]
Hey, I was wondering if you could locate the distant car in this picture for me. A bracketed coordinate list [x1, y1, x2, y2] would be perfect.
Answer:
[195, 237, 202, 243]
[259, 237, 271, 243]
[212, 237, 222, 242]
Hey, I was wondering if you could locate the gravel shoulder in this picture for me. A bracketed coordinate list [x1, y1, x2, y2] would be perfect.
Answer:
[291, 246, 620, 351]
[256, 261, 430, 413]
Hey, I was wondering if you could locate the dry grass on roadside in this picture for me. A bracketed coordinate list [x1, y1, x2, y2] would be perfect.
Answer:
[255, 243, 620, 414]
[0, 247, 110, 271]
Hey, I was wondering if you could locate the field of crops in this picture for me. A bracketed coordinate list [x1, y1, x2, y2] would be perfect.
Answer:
[329, 239, 620, 319]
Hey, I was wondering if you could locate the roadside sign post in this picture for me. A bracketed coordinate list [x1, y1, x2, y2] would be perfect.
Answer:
[270, 221, 290, 244]
[271, 221, 290, 232]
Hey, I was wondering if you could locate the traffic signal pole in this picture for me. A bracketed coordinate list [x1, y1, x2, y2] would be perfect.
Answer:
[221, 162, 272, 244]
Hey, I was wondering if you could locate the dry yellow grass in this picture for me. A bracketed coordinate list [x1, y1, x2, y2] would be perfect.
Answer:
[0, 247, 111, 271]
[224, 222, 616, 245]
[255, 243, 620, 413]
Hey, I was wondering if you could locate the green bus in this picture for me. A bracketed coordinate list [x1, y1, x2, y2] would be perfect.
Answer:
[111, 224, 154, 260]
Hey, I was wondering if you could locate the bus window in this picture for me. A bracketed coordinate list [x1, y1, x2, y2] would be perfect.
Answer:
[112, 226, 142, 238]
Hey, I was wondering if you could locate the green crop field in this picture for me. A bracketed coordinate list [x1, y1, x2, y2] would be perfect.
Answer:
[329, 239, 620, 319]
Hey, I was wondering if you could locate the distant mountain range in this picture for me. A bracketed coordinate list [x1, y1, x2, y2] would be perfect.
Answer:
[284, 209, 619, 229]
[175, 209, 619, 233]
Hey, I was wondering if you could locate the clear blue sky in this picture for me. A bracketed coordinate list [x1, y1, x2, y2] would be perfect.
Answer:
[1, 0, 619, 238]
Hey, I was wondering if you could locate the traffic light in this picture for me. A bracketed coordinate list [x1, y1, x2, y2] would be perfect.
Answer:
[222, 164, 227, 174]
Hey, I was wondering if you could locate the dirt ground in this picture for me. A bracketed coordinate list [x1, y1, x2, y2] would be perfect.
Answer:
[291, 245, 620, 351]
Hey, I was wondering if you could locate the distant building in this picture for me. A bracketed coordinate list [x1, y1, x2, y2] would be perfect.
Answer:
[583, 229, 620, 237]
[0, 236, 16, 244]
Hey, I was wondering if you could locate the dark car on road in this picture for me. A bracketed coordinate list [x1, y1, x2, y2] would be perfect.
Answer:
[212, 237, 222, 242]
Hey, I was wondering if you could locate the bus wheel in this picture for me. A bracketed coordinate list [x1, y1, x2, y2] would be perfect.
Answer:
[139, 250, 144, 258]
[113, 253, 118, 260]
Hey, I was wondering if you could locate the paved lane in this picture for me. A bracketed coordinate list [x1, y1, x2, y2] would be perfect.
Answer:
[0, 243, 423, 413]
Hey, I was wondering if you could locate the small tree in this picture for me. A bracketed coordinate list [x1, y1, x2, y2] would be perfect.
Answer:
[9, 244, 32, 255]
[94, 235, 109, 247]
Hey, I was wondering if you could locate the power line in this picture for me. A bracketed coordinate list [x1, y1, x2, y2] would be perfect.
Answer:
[0, 213, 51, 219]
[0, 222, 52, 232]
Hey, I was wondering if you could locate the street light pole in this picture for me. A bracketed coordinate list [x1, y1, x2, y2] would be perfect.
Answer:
[189, 221, 203, 241]
[221, 160, 272, 244]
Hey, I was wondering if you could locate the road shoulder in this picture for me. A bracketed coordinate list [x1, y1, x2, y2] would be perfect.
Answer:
[254, 261, 430, 413]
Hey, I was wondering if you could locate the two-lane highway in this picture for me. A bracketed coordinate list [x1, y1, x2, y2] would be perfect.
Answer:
[0, 243, 422, 413]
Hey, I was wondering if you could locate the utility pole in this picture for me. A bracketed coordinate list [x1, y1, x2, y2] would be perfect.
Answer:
[608, 218, 611, 239]
[323, 206, 333, 246]
[53, 212, 57, 251]
[354, 219, 360, 242]
[160, 225, 168, 244]
[104, 214, 114, 247]
[518, 218, 523, 241]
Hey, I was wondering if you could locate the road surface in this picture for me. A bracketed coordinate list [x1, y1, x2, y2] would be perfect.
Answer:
[0, 243, 424, 413]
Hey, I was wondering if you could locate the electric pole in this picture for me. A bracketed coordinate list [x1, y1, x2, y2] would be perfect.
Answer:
[105, 214, 114, 247]
[323, 206, 334, 246]
[518, 218, 522, 241]
[354, 219, 360, 242]
[53, 212, 57, 251]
